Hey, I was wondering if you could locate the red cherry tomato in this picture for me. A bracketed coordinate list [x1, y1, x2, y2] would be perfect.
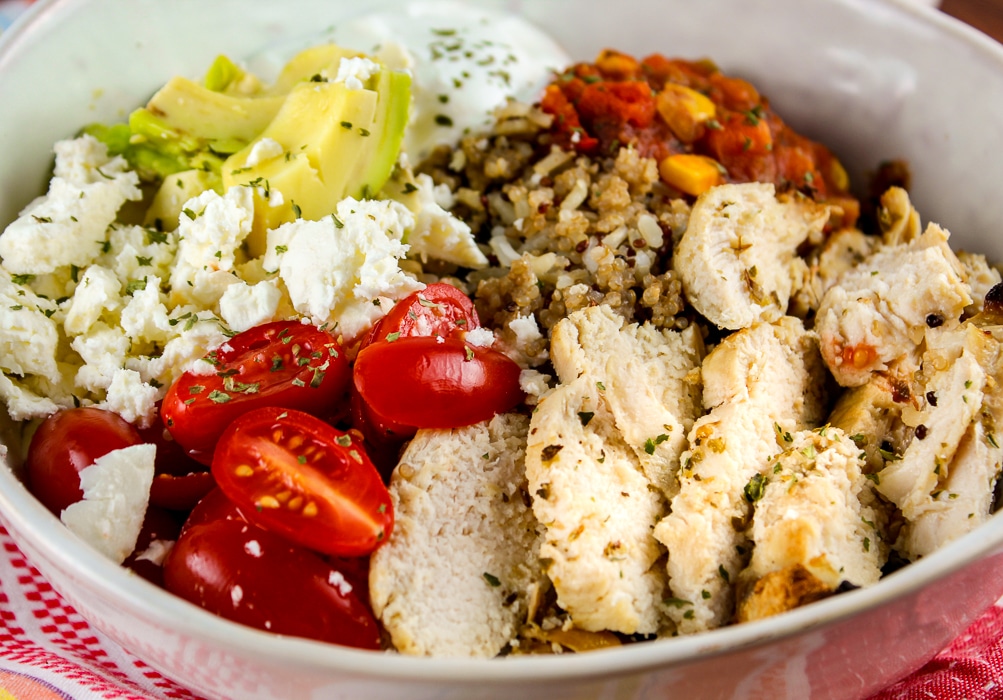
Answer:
[124, 506, 183, 588]
[150, 471, 216, 512]
[25, 408, 142, 515]
[161, 321, 351, 465]
[353, 336, 524, 429]
[139, 411, 215, 511]
[348, 386, 413, 482]
[182, 486, 250, 535]
[163, 517, 381, 649]
[360, 282, 479, 350]
[211, 407, 393, 557]
[182, 487, 373, 604]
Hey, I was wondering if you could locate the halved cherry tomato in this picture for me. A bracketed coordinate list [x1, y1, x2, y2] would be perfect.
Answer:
[359, 282, 479, 351]
[163, 517, 381, 649]
[124, 506, 183, 588]
[182, 487, 373, 604]
[182, 486, 250, 535]
[162, 321, 350, 465]
[353, 336, 524, 429]
[150, 471, 216, 512]
[25, 407, 142, 515]
[140, 410, 215, 511]
[348, 386, 413, 482]
[211, 407, 393, 557]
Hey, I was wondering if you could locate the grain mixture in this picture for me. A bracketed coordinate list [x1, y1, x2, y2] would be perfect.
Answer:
[417, 100, 693, 367]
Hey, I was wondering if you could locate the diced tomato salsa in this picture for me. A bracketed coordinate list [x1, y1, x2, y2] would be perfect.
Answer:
[541, 49, 857, 225]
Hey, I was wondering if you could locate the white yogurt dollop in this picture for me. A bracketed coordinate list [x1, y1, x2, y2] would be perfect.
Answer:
[247, 1, 571, 162]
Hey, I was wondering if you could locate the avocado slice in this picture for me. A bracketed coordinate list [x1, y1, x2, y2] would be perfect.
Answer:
[223, 53, 411, 255]
[268, 43, 366, 95]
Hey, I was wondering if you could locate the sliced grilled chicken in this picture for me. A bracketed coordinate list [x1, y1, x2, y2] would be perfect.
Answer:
[369, 414, 544, 657]
[526, 374, 669, 635]
[673, 183, 829, 330]
[523, 305, 703, 634]
[882, 319, 1003, 559]
[736, 427, 884, 622]
[653, 316, 828, 634]
[816, 223, 972, 387]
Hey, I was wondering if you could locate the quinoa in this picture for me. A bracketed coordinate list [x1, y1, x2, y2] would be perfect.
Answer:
[417, 100, 692, 366]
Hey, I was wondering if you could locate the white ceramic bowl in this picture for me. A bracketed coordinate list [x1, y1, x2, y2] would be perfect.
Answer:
[1, 0, 1003, 698]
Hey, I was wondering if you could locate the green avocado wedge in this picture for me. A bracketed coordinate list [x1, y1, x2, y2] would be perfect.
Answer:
[223, 53, 411, 255]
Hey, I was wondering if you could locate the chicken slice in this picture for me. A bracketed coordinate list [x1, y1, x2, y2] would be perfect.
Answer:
[882, 319, 1003, 559]
[876, 186, 921, 246]
[673, 182, 829, 330]
[526, 375, 668, 635]
[549, 304, 704, 497]
[736, 427, 884, 623]
[654, 316, 828, 634]
[792, 227, 880, 319]
[876, 325, 989, 525]
[816, 222, 972, 387]
[905, 419, 1003, 558]
[369, 413, 543, 657]
[957, 250, 1002, 319]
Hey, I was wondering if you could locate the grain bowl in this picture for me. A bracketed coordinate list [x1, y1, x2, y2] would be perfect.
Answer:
[1, 0, 1003, 698]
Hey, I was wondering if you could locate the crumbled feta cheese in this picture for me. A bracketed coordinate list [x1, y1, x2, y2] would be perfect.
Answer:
[120, 277, 172, 344]
[405, 174, 488, 269]
[231, 584, 244, 607]
[244, 137, 284, 168]
[0, 272, 61, 382]
[465, 327, 495, 348]
[0, 136, 141, 275]
[71, 323, 129, 393]
[219, 279, 282, 333]
[63, 265, 123, 336]
[265, 197, 423, 339]
[334, 56, 381, 90]
[102, 224, 178, 286]
[133, 315, 228, 388]
[134, 539, 174, 565]
[244, 539, 263, 558]
[169, 187, 255, 306]
[100, 368, 160, 427]
[0, 374, 61, 421]
[60, 443, 156, 564]
[519, 369, 551, 400]
[328, 570, 354, 596]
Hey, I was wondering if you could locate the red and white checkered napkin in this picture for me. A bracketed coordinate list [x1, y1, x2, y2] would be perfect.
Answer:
[0, 527, 200, 700]
[0, 521, 998, 700]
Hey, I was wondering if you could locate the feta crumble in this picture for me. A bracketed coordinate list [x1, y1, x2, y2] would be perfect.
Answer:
[60, 443, 156, 564]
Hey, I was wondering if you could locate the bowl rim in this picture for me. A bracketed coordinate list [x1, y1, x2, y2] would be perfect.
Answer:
[0, 0, 1003, 687]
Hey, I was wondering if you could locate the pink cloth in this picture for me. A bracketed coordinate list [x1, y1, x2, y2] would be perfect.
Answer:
[0, 522, 998, 699]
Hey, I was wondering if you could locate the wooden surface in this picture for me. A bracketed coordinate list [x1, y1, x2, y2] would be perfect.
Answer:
[942, 0, 1003, 42]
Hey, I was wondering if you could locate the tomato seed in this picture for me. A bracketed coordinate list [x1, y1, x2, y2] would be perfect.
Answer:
[302, 502, 319, 517]
[287, 435, 305, 450]
[275, 490, 292, 503]
[258, 495, 281, 509]
[234, 465, 254, 477]
[288, 496, 304, 510]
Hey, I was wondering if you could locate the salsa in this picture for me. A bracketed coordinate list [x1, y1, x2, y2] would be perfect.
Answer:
[541, 49, 857, 225]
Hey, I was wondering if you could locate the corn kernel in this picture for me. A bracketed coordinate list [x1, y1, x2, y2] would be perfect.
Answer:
[595, 49, 638, 78]
[659, 154, 723, 196]
[830, 158, 850, 193]
[656, 84, 717, 142]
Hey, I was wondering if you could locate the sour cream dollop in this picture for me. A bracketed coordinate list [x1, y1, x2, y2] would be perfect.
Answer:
[248, 1, 571, 162]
